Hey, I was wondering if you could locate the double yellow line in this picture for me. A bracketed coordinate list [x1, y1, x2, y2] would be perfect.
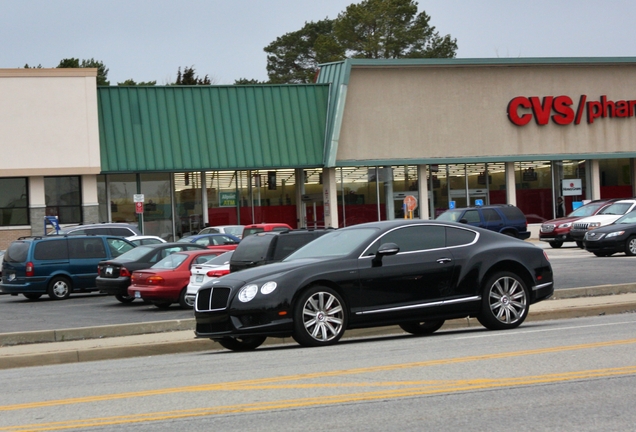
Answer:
[2, 337, 636, 431]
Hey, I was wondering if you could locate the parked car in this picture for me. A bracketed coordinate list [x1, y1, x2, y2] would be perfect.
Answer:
[570, 199, 636, 246]
[198, 225, 244, 239]
[435, 204, 530, 240]
[0, 250, 4, 278]
[96, 242, 207, 303]
[1, 235, 136, 300]
[177, 233, 240, 250]
[126, 235, 167, 246]
[194, 220, 553, 351]
[539, 199, 620, 248]
[54, 222, 142, 237]
[582, 210, 636, 256]
[128, 249, 226, 309]
[230, 229, 332, 273]
[241, 223, 293, 238]
[185, 251, 233, 307]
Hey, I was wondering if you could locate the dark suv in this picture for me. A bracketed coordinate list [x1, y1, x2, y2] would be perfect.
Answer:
[1, 235, 136, 300]
[436, 204, 531, 240]
[229, 229, 332, 272]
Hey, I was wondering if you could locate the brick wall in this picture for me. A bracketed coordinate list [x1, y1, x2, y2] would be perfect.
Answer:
[0, 229, 31, 250]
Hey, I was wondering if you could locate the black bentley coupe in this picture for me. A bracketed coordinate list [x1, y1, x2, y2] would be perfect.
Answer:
[194, 220, 554, 351]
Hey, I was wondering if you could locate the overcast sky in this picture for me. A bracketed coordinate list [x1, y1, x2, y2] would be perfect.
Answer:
[2, 0, 636, 85]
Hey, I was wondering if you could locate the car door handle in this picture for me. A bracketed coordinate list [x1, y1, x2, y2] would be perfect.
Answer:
[437, 258, 452, 264]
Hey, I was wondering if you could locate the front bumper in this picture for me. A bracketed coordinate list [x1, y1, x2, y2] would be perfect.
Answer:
[583, 238, 625, 254]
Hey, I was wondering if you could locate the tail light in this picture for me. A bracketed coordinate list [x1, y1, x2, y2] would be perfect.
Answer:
[206, 269, 230, 277]
[26, 262, 34, 277]
[146, 276, 164, 285]
[120, 267, 132, 277]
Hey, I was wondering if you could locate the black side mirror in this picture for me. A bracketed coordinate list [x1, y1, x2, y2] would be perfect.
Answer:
[372, 242, 399, 267]
[459, 218, 468, 224]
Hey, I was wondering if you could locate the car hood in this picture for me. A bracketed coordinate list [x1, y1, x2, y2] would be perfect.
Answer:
[575, 215, 624, 224]
[585, 221, 636, 234]
[541, 216, 580, 225]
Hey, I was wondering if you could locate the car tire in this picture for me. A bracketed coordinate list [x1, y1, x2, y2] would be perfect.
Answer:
[23, 293, 42, 300]
[476, 271, 529, 331]
[399, 320, 445, 335]
[292, 286, 347, 347]
[178, 288, 191, 309]
[593, 252, 610, 257]
[115, 293, 135, 304]
[216, 336, 267, 351]
[576, 241, 584, 249]
[549, 241, 563, 248]
[625, 236, 636, 256]
[47, 276, 71, 300]
[153, 302, 172, 309]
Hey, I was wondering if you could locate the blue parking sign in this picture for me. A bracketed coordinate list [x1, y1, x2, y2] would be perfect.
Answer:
[475, 199, 484, 206]
[449, 201, 456, 209]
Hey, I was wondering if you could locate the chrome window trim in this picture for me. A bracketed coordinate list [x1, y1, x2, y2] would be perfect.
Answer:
[355, 295, 481, 315]
[358, 223, 480, 259]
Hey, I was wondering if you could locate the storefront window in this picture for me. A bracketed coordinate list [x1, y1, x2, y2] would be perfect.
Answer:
[599, 158, 632, 198]
[515, 161, 551, 223]
[140, 173, 172, 240]
[0, 177, 29, 226]
[45, 176, 81, 224]
[174, 172, 202, 238]
[108, 174, 137, 223]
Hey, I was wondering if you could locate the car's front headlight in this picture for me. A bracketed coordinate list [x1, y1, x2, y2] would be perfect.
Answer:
[588, 222, 602, 229]
[260, 281, 277, 294]
[558, 222, 572, 228]
[238, 284, 258, 302]
[605, 231, 625, 238]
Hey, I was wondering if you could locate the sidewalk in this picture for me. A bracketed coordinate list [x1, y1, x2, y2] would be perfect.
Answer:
[2, 286, 636, 370]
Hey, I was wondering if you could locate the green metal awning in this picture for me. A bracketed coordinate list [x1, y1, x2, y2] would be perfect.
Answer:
[97, 84, 330, 173]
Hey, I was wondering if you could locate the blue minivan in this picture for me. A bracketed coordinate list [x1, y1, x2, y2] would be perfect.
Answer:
[1, 235, 136, 300]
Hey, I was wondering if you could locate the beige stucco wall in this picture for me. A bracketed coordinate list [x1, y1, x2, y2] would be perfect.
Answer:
[337, 64, 636, 162]
[0, 68, 100, 176]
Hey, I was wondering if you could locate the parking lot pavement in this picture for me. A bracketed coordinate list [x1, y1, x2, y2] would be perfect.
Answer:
[1, 286, 636, 370]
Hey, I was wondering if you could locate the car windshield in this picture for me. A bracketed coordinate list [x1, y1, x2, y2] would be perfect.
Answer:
[151, 253, 188, 269]
[599, 202, 633, 215]
[112, 245, 155, 262]
[614, 211, 636, 224]
[202, 251, 233, 265]
[284, 228, 379, 261]
[223, 227, 243, 237]
[436, 210, 463, 222]
[567, 202, 606, 217]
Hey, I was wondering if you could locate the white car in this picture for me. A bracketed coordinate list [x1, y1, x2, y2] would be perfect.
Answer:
[570, 199, 636, 245]
[125, 235, 167, 246]
[198, 225, 244, 239]
[185, 251, 232, 306]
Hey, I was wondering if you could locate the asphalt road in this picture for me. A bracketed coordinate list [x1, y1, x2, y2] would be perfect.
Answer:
[2, 313, 635, 431]
[1, 242, 634, 334]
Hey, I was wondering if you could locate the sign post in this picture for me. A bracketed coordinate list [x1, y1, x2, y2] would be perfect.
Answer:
[133, 194, 145, 234]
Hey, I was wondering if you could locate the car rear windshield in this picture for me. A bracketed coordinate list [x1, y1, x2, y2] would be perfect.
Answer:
[201, 251, 233, 266]
[232, 235, 273, 262]
[242, 227, 265, 237]
[5, 241, 30, 262]
[151, 253, 188, 269]
[112, 245, 155, 262]
[435, 210, 463, 222]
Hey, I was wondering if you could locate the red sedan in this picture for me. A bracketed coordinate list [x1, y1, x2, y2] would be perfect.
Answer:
[128, 249, 224, 309]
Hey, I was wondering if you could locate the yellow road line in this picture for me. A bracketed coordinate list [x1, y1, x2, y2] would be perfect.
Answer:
[2, 337, 636, 413]
[2, 365, 636, 431]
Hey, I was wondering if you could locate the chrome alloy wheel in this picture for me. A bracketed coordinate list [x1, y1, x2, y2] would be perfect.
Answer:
[487, 275, 528, 325]
[302, 291, 345, 342]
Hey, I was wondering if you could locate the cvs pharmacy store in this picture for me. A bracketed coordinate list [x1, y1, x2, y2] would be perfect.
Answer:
[316, 58, 636, 228]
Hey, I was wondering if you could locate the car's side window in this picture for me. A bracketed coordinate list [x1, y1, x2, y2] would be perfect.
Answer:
[462, 210, 481, 223]
[34, 240, 68, 260]
[195, 238, 211, 246]
[69, 238, 107, 259]
[482, 209, 502, 222]
[366, 225, 446, 255]
[109, 228, 134, 237]
[107, 239, 135, 258]
[446, 227, 477, 247]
